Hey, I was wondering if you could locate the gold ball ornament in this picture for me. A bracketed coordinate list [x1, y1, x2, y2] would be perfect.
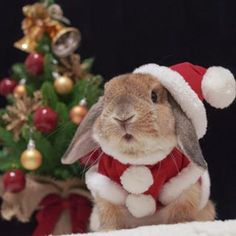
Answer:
[13, 85, 27, 98]
[20, 148, 42, 170]
[54, 75, 73, 94]
[70, 105, 88, 125]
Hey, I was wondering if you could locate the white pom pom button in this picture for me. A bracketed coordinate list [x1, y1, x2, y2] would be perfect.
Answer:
[125, 194, 156, 218]
[120, 166, 153, 194]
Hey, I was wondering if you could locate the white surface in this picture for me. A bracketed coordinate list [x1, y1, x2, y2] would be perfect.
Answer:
[62, 220, 236, 236]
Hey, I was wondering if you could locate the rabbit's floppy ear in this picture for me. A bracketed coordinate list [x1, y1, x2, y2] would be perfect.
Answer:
[168, 95, 208, 169]
[61, 97, 103, 164]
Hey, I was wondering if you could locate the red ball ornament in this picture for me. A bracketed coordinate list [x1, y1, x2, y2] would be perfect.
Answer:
[3, 169, 26, 193]
[0, 78, 17, 96]
[25, 53, 44, 76]
[33, 107, 58, 133]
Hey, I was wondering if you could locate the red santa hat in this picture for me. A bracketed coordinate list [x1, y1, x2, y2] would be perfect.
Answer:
[134, 62, 236, 139]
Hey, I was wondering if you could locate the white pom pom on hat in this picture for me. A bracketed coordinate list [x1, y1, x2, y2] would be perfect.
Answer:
[134, 62, 236, 138]
[202, 66, 236, 108]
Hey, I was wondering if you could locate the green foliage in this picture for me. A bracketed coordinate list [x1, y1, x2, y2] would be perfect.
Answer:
[0, 127, 27, 172]
[0, 73, 103, 178]
[0, 127, 14, 148]
[11, 63, 28, 81]
[14, 73, 103, 179]
[33, 131, 56, 172]
[36, 34, 52, 54]
[6, 95, 14, 105]
[0, 109, 6, 126]
[55, 102, 69, 123]
[72, 75, 103, 108]
[40, 0, 55, 6]
[43, 53, 55, 81]
[41, 81, 58, 109]
[51, 122, 75, 162]
[82, 58, 94, 72]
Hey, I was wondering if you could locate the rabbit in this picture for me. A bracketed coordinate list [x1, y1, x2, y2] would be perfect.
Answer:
[62, 72, 216, 231]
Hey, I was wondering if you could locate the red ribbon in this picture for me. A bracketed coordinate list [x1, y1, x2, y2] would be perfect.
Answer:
[33, 193, 92, 236]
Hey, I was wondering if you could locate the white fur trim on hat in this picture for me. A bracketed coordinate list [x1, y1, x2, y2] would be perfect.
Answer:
[120, 166, 153, 194]
[134, 64, 207, 138]
[85, 165, 127, 204]
[158, 163, 204, 205]
[202, 66, 236, 108]
[126, 194, 156, 218]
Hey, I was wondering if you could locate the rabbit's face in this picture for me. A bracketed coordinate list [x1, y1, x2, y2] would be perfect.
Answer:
[93, 73, 177, 163]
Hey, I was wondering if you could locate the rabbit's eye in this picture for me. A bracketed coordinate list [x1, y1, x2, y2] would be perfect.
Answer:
[151, 91, 158, 103]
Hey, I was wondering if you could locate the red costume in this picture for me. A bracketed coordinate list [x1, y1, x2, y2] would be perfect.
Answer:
[84, 147, 206, 218]
[98, 148, 190, 202]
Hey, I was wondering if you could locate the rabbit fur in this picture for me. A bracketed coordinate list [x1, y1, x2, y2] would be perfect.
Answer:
[62, 73, 216, 231]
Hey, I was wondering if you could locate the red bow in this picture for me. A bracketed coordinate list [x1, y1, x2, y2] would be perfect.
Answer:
[33, 193, 92, 236]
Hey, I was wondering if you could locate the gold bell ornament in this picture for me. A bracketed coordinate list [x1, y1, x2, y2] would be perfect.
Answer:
[14, 37, 37, 54]
[53, 72, 73, 95]
[14, 2, 81, 57]
[52, 27, 81, 57]
[70, 98, 88, 125]
[20, 138, 42, 171]
[14, 3, 48, 53]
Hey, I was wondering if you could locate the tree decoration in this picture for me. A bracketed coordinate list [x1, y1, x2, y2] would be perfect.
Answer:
[33, 107, 58, 133]
[57, 54, 93, 81]
[69, 98, 88, 125]
[47, 3, 70, 24]
[1, 177, 91, 235]
[3, 169, 26, 193]
[54, 73, 73, 95]
[25, 53, 44, 76]
[2, 91, 42, 140]
[0, 0, 103, 180]
[52, 27, 81, 57]
[0, 78, 17, 96]
[13, 84, 27, 98]
[14, 2, 80, 57]
[21, 138, 42, 170]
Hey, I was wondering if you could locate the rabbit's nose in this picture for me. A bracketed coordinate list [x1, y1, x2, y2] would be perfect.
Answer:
[113, 114, 135, 128]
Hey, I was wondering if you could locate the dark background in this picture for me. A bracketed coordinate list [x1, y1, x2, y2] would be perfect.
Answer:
[0, 0, 236, 235]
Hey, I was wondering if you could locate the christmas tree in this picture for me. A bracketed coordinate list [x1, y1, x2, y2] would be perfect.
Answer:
[0, 0, 103, 183]
[0, 2, 102, 233]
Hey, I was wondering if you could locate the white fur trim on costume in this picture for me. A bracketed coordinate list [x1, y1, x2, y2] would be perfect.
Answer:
[158, 163, 204, 205]
[120, 166, 153, 194]
[202, 66, 236, 109]
[94, 132, 175, 165]
[134, 64, 207, 138]
[89, 206, 100, 231]
[85, 165, 128, 204]
[126, 194, 156, 218]
[199, 170, 211, 210]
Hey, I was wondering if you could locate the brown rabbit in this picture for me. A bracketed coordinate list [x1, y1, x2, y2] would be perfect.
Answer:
[62, 68, 218, 231]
